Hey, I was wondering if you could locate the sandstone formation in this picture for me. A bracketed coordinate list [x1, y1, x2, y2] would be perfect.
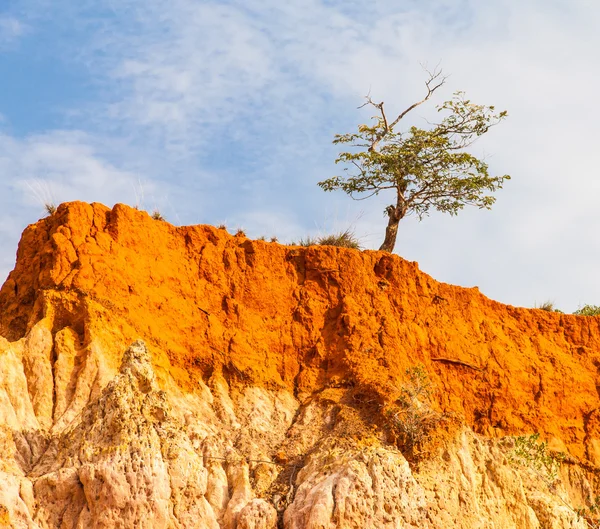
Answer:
[0, 201, 599, 528]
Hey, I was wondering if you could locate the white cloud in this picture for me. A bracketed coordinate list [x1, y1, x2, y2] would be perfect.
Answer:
[0, 130, 159, 282]
[0, 131, 152, 206]
[0, 15, 26, 47]
[2, 0, 600, 312]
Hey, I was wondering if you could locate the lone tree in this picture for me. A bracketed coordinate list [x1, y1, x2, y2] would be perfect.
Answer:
[319, 69, 510, 253]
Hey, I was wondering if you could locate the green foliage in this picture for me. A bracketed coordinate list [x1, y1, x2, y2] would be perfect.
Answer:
[386, 365, 448, 458]
[319, 70, 509, 252]
[509, 434, 600, 527]
[321, 92, 509, 216]
[575, 496, 600, 528]
[573, 305, 600, 316]
[509, 433, 565, 483]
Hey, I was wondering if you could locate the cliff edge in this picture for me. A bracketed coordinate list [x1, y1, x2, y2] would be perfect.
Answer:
[0, 201, 599, 528]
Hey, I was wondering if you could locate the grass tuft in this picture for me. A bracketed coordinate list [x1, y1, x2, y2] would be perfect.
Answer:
[151, 210, 165, 221]
[317, 229, 361, 249]
[291, 229, 361, 249]
[535, 300, 562, 313]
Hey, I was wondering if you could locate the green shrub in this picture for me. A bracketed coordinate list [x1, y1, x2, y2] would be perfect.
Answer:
[508, 434, 600, 527]
[573, 305, 600, 317]
[151, 210, 165, 221]
[386, 365, 448, 458]
[509, 433, 565, 483]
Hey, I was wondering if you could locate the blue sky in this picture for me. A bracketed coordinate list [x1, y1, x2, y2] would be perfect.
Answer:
[0, 0, 599, 312]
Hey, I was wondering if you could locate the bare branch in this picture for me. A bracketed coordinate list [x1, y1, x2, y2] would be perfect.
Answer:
[388, 68, 448, 131]
[362, 67, 448, 153]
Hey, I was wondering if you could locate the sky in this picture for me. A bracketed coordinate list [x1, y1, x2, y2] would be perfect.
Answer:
[0, 0, 598, 312]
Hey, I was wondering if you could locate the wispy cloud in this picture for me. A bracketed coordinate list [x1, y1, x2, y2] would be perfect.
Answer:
[2, 0, 600, 311]
[0, 15, 26, 48]
[0, 130, 160, 279]
[0, 131, 150, 206]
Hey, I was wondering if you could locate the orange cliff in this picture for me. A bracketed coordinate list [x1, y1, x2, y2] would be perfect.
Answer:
[1, 201, 600, 462]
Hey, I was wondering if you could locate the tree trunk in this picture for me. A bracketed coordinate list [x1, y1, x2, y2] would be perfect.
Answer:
[379, 205, 403, 253]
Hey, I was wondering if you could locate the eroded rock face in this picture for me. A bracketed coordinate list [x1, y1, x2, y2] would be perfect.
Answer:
[0, 336, 597, 529]
[0, 202, 599, 528]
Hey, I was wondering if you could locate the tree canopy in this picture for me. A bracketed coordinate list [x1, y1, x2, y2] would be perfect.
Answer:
[319, 69, 510, 253]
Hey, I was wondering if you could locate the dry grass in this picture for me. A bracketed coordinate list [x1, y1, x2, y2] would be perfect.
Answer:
[292, 229, 361, 249]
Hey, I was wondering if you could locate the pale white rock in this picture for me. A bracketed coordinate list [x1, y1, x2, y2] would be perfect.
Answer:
[237, 499, 278, 529]
[222, 460, 254, 529]
[285, 447, 427, 529]
[0, 340, 38, 432]
[33, 466, 87, 528]
[22, 321, 54, 430]
[0, 472, 37, 529]
[204, 451, 231, 523]
[52, 326, 85, 423]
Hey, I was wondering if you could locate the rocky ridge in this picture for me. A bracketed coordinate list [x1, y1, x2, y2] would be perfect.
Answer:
[0, 201, 599, 528]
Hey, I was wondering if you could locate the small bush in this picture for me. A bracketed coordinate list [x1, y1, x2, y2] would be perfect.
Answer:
[573, 305, 600, 317]
[45, 203, 57, 215]
[270, 236, 278, 243]
[151, 210, 165, 221]
[235, 228, 246, 237]
[509, 433, 565, 483]
[506, 435, 600, 526]
[217, 224, 227, 231]
[385, 365, 448, 458]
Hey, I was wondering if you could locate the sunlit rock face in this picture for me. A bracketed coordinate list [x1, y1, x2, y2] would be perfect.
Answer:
[0, 201, 598, 528]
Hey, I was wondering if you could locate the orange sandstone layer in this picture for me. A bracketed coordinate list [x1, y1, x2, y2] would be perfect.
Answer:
[1, 201, 599, 462]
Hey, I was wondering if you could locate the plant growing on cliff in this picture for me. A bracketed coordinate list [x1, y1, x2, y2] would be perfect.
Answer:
[509, 433, 565, 483]
[319, 68, 510, 253]
[573, 305, 600, 316]
[291, 229, 361, 249]
[386, 365, 448, 457]
[24, 179, 58, 217]
[151, 209, 165, 221]
[535, 300, 563, 313]
[509, 434, 600, 528]
[317, 229, 361, 249]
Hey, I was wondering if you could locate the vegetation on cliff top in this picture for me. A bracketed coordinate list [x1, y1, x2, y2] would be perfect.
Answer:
[319, 68, 510, 253]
